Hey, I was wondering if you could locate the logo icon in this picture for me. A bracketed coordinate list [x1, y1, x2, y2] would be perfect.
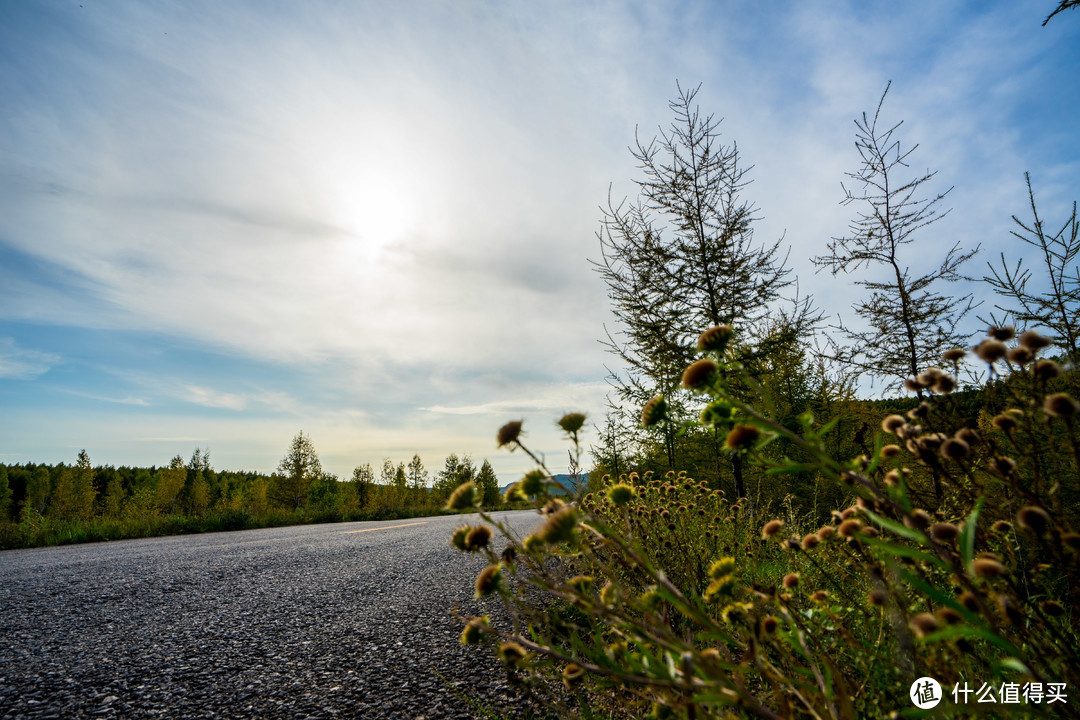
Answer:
[911, 677, 943, 709]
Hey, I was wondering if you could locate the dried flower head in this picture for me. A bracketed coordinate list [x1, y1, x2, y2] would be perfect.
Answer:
[880, 444, 902, 460]
[811, 590, 829, 602]
[497, 641, 527, 666]
[497, 420, 523, 448]
[697, 324, 734, 353]
[761, 520, 784, 539]
[640, 395, 668, 427]
[973, 558, 1006, 578]
[956, 428, 980, 445]
[937, 607, 963, 625]
[1042, 600, 1065, 617]
[942, 347, 967, 363]
[1044, 393, 1079, 419]
[1007, 346, 1034, 366]
[700, 401, 736, 425]
[1016, 506, 1051, 536]
[782, 573, 799, 589]
[940, 438, 970, 461]
[464, 525, 492, 551]
[607, 483, 635, 506]
[910, 613, 940, 638]
[709, 557, 737, 579]
[557, 412, 587, 434]
[838, 519, 862, 537]
[989, 456, 1017, 478]
[725, 423, 761, 451]
[801, 534, 820, 550]
[817, 526, 835, 541]
[868, 589, 888, 606]
[682, 358, 718, 391]
[537, 506, 579, 544]
[761, 615, 779, 634]
[451, 526, 470, 551]
[1018, 329, 1051, 350]
[562, 663, 585, 686]
[989, 325, 1016, 341]
[1033, 359, 1062, 381]
[974, 339, 1008, 364]
[991, 414, 1017, 433]
[475, 564, 502, 598]
[932, 374, 957, 394]
[446, 481, 479, 511]
[992, 520, 1012, 533]
[882, 415, 907, 434]
[931, 522, 960, 542]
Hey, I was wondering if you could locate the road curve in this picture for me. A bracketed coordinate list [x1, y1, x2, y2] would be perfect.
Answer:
[0, 510, 541, 719]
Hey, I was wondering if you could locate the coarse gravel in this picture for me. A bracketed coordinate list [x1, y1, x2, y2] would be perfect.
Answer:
[0, 510, 543, 719]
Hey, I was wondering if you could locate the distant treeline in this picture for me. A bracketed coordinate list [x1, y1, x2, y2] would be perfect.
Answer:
[0, 433, 505, 549]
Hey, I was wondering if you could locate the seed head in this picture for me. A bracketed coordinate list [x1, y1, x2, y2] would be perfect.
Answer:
[940, 438, 970, 461]
[942, 347, 967, 363]
[974, 339, 1008, 364]
[537, 506, 579, 544]
[682, 358, 718, 391]
[882, 415, 907, 434]
[700, 401, 735, 425]
[989, 456, 1017, 478]
[811, 590, 829, 602]
[497, 420, 523, 448]
[1018, 329, 1052, 350]
[607, 483, 635, 506]
[1016, 506, 1051, 536]
[909, 613, 940, 637]
[1034, 359, 1062, 381]
[1043, 600, 1065, 617]
[761, 615, 779, 634]
[641, 395, 668, 427]
[782, 573, 799, 589]
[1007, 346, 1033, 366]
[801, 534, 820, 550]
[868, 589, 888, 606]
[503, 483, 527, 503]
[761, 519, 784, 539]
[817, 526, 835, 541]
[1044, 393, 1079, 419]
[446, 481, 479, 511]
[989, 325, 1016, 341]
[973, 558, 1006, 578]
[450, 526, 470, 551]
[880, 444, 901, 459]
[991, 414, 1017, 433]
[497, 641, 527, 666]
[937, 607, 963, 625]
[837, 519, 862, 537]
[931, 522, 960, 542]
[562, 663, 585, 686]
[709, 557, 737, 579]
[932, 374, 956, 394]
[460, 617, 488, 645]
[464, 525, 492, 551]
[697, 324, 734, 353]
[725, 423, 760, 451]
[557, 412, 586, 435]
[956, 427, 980, 445]
[475, 564, 502, 598]
[520, 470, 546, 497]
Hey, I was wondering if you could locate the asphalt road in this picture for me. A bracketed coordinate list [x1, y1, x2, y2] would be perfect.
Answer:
[0, 510, 542, 720]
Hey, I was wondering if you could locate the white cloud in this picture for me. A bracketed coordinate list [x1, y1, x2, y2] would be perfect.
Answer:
[0, 338, 59, 380]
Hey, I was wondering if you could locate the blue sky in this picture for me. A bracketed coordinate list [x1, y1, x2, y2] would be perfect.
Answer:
[1, 1, 1078, 482]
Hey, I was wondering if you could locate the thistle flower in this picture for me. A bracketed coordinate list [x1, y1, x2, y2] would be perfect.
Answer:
[1007, 346, 1033, 366]
[973, 558, 1006, 578]
[992, 520, 1012, 533]
[868, 589, 887, 606]
[562, 663, 585, 686]
[989, 456, 1018, 478]
[974, 339, 1007, 364]
[956, 427, 980, 445]
[959, 591, 979, 612]
[641, 395, 668, 427]
[725, 423, 760, 451]
[909, 613, 940, 637]
[931, 522, 960, 542]
[989, 325, 1016, 341]
[475, 564, 502, 597]
[700, 401, 735, 425]
[450, 526, 470, 551]
[1034, 359, 1062, 381]
[838, 519, 862, 537]
[817, 526, 835, 541]
[942, 347, 967, 363]
[705, 575, 737, 602]
[1044, 392, 1079, 419]
[709, 557, 736, 579]
[782, 573, 799, 589]
[940, 438, 970, 461]
[607, 483, 635, 506]
[446, 481, 479, 511]
[1016, 506, 1051, 535]
[460, 616, 488, 645]
[761, 519, 784, 539]
[932, 374, 956, 394]
[811, 590, 829, 602]
[1018, 329, 1051, 350]
[761, 616, 779, 634]
[520, 470, 547, 497]
[697, 324, 734, 352]
[557, 412, 587, 434]
[880, 444, 902, 459]
[801, 534, 820, 550]
[464, 525, 492, 551]
[882, 415, 907, 434]
[502, 483, 527, 503]
[497, 641, 527, 666]
[497, 420, 523, 448]
[1043, 600, 1065, 617]
[682, 358, 718, 390]
[537, 506, 578, 544]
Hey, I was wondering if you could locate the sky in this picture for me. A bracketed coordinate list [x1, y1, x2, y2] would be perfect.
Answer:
[1, 1, 1078, 483]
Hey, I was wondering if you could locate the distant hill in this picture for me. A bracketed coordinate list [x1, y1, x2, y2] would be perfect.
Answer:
[499, 473, 589, 497]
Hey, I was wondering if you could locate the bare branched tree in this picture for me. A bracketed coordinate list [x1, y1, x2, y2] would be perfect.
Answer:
[982, 173, 1079, 362]
[813, 83, 978, 391]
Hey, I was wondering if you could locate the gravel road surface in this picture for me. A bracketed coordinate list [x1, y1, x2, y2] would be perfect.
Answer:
[0, 510, 542, 719]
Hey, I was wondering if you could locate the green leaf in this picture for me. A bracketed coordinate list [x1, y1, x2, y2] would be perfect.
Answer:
[862, 509, 929, 544]
[959, 497, 983, 577]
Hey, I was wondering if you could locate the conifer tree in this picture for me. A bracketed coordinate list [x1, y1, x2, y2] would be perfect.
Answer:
[475, 460, 500, 506]
[73, 449, 96, 521]
[274, 431, 322, 510]
[351, 463, 374, 510]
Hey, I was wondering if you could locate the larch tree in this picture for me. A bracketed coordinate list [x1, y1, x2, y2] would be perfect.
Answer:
[274, 431, 322, 510]
[812, 83, 977, 390]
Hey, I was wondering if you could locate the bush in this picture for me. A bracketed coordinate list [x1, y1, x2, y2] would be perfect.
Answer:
[451, 327, 1080, 719]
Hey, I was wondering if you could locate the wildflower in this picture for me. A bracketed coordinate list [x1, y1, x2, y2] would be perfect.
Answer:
[1044, 392, 1079, 419]
[882, 415, 907, 434]
[909, 613, 939, 637]
[761, 520, 783, 539]
[682, 358, 718, 390]
[607, 483, 635, 506]
[460, 616, 488, 645]
[475, 564, 502, 597]
[641, 395, 668, 427]
[464, 525, 492, 551]
[1016, 506, 1051, 535]
[497, 641, 527, 666]
[709, 557, 736, 579]
[496, 420, 523, 448]
[557, 412, 586, 434]
[446, 481, 478, 511]
[1018, 329, 1051, 350]
[697, 324, 734, 353]
[537, 506, 578, 544]
[725, 423, 760, 451]
[973, 558, 1006, 578]
[931, 522, 960, 542]
[974, 339, 1007, 364]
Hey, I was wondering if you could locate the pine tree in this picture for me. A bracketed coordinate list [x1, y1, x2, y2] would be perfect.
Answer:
[475, 460, 500, 507]
[73, 450, 96, 521]
[407, 454, 428, 506]
[274, 432, 322, 510]
[351, 463, 374, 510]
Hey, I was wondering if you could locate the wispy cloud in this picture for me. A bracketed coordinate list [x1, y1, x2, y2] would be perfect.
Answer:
[0, 338, 59, 380]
